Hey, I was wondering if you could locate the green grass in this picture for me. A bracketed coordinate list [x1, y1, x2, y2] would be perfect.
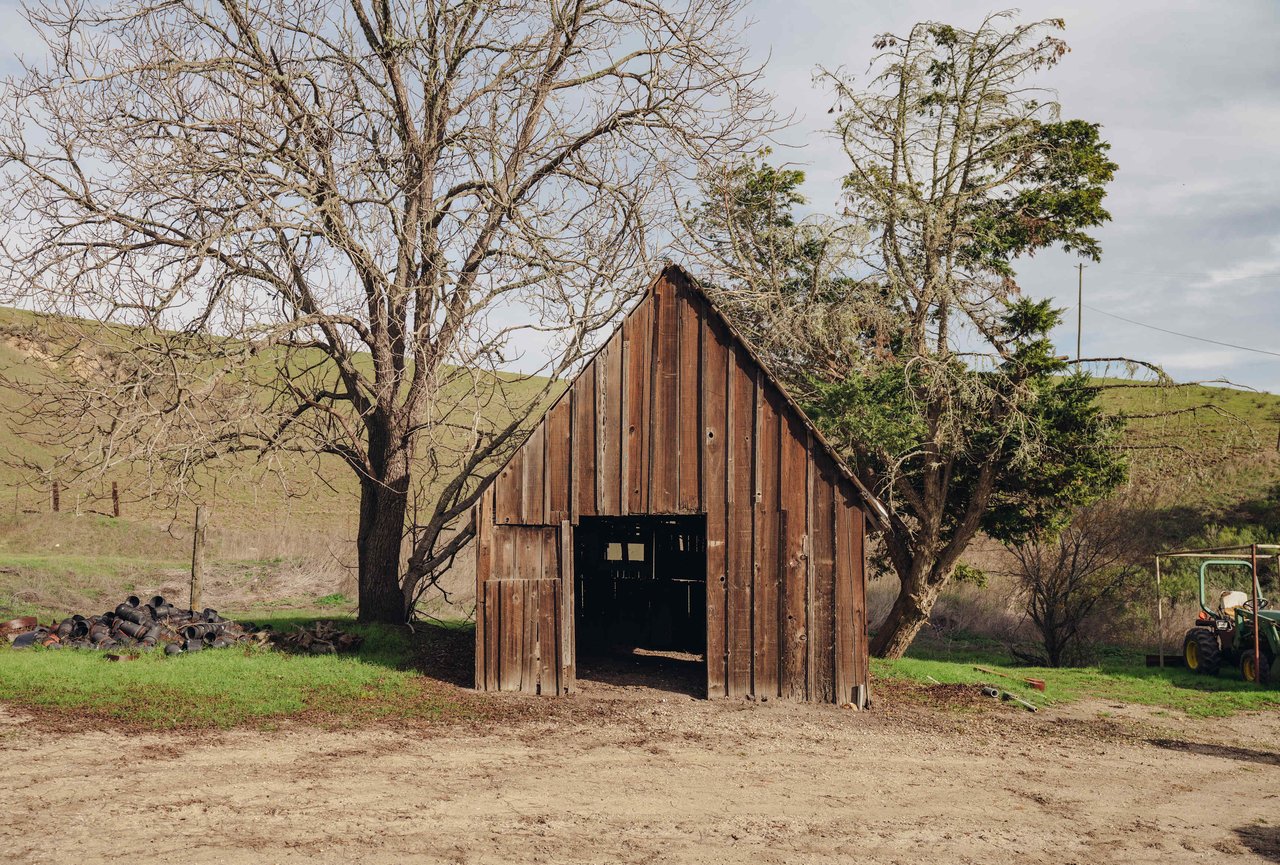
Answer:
[875, 641, 1280, 718]
[0, 613, 478, 729]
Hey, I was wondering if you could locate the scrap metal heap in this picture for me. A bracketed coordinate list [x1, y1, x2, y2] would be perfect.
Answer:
[1, 595, 363, 656]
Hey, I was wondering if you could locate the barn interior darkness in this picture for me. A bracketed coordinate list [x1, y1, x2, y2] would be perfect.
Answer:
[574, 515, 707, 668]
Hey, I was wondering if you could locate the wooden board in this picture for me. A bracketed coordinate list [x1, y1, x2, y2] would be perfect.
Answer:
[809, 453, 836, 703]
[752, 379, 781, 698]
[779, 417, 809, 700]
[559, 521, 576, 693]
[572, 361, 597, 520]
[624, 297, 652, 514]
[650, 275, 679, 512]
[545, 398, 571, 524]
[834, 489, 856, 705]
[597, 335, 623, 514]
[676, 286, 702, 512]
[701, 316, 730, 698]
[725, 344, 755, 697]
[521, 424, 545, 525]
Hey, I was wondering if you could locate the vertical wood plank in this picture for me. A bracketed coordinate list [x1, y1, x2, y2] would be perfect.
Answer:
[597, 335, 623, 514]
[499, 580, 522, 691]
[537, 578, 558, 695]
[834, 489, 856, 705]
[492, 524, 515, 582]
[701, 315, 730, 698]
[474, 495, 491, 689]
[676, 287, 702, 512]
[545, 398, 571, 524]
[810, 455, 837, 703]
[516, 528, 542, 581]
[805, 432, 816, 700]
[725, 345, 755, 697]
[495, 451, 522, 525]
[522, 424, 546, 525]
[779, 415, 809, 700]
[522, 579, 539, 692]
[560, 520, 576, 694]
[852, 505, 867, 691]
[624, 297, 652, 514]
[484, 579, 501, 690]
[753, 380, 781, 698]
[650, 276, 679, 512]
[571, 362, 597, 521]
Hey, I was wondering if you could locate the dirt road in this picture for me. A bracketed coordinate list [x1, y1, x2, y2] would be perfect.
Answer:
[2, 672, 1277, 864]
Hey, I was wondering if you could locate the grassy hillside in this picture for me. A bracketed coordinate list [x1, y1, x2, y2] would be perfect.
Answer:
[0, 306, 1277, 627]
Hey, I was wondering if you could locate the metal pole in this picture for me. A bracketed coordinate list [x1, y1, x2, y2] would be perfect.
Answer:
[1155, 556, 1164, 668]
[1251, 543, 1261, 685]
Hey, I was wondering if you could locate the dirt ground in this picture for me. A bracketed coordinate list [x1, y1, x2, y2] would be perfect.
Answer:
[1, 659, 1278, 865]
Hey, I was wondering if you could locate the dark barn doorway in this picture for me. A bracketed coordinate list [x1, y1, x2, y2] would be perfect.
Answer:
[574, 515, 706, 695]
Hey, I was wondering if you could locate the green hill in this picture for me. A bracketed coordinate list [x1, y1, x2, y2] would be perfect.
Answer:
[0, 306, 1276, 621]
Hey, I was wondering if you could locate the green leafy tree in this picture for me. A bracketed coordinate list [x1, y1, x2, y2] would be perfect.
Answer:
[689, 14, 1127, 658]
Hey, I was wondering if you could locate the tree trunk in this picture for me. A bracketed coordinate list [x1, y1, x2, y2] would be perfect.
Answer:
[870, 579, 942, 659]
[357, 428, 412, 624]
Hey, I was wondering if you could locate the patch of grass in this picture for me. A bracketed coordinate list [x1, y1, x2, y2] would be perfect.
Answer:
[0, 612, 480, 729]
[874, 645, 1280, 718]
[316, 593, 348, 607]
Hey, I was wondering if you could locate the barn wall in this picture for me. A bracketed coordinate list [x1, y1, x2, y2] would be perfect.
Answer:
[475, 268, 868, 704]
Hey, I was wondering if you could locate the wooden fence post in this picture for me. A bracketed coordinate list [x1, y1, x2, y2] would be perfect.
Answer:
[190, 505, 208, 612]
[111, 482, 120, 518]
[51, 481, 60, 513]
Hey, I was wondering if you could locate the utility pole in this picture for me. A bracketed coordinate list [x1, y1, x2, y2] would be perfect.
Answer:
[1076, 262, 1086, 362]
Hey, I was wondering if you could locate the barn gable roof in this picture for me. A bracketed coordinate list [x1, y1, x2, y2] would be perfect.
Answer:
[483, 263, 886, 526]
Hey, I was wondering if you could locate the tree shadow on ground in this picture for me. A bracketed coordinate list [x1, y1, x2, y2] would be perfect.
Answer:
[1149, 737, 1280, 767]
[404, 621, 476, 688]
[1236, 825, 1280, 862]
[576, 649, 704, 699]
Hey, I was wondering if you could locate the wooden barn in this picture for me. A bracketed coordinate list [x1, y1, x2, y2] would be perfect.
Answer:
[471, 265, 881, 706]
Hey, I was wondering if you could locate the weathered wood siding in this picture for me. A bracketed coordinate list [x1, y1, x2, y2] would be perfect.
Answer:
[474, 266, 869, 704]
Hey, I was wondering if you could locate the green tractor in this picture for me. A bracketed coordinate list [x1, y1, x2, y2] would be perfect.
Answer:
[1182, 559, 1279, 684]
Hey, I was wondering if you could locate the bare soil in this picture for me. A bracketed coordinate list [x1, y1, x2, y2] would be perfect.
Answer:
[1, 660, 1278, 864]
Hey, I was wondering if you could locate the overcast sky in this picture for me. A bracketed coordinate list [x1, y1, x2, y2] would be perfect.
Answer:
[743, 0, 1280, 392]
[0, 1, 1276, 391]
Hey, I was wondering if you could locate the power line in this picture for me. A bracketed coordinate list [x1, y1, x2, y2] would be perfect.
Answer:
[1082, 303, 1280, 359]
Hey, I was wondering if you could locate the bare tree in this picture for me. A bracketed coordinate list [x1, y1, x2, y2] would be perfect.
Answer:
[0, 0, 770, 622]
[1006, 499, 1146, 666]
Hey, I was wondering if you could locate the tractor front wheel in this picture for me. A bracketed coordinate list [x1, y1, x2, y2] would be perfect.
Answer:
[1184, 628, 1222, 675]
[1240, 650, 1271, 685]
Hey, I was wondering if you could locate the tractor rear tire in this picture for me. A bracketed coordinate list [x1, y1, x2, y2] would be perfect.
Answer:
[1184, 628, 1222, 676]
[1240, 650, 1271, 685]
